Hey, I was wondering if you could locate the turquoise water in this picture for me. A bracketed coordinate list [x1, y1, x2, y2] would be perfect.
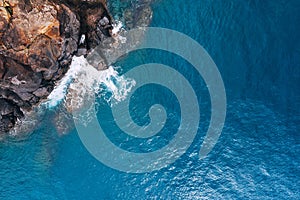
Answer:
[1, 0, 300, 199]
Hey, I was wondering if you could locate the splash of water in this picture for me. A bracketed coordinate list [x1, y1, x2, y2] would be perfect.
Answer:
[45, 55, 135, 113]
[112, 20, 124, 36]
[45, 56, 84, 108]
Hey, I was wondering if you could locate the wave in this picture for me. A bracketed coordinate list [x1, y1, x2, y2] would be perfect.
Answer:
[48, 55, 135, 118]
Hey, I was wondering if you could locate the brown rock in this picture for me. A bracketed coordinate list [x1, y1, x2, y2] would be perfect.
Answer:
[0, 0, 112, 134]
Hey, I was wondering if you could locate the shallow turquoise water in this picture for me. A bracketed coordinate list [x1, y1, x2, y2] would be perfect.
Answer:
[1, 0, 300, 199]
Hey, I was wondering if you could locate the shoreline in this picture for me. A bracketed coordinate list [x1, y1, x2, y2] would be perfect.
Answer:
[0, 0, 153, 137]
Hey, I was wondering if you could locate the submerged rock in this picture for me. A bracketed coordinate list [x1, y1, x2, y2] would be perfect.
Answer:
[108, 0, 153, 29]
[0, 0, 112, 134]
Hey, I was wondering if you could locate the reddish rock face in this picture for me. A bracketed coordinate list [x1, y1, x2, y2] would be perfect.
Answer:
[0, 0, 112, 133]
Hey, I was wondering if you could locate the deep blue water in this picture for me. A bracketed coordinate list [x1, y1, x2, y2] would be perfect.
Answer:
[1, 0, 300, 199]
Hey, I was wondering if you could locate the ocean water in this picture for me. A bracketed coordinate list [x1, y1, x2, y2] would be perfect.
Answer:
[1, 0, 300, 199]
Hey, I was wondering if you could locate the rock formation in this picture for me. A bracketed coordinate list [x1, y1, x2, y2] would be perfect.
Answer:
[0, 0, 113, 133]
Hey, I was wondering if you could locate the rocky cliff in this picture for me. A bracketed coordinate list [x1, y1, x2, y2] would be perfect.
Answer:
[0, 0, 113, 133]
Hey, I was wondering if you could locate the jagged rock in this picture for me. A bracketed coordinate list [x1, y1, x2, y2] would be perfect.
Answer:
[0, 99, 14, 116]
[33, 87, 50, 98]
[0, 0, 112, 134]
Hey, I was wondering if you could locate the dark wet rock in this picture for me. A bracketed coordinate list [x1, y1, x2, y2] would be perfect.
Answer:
[0, 98, 23, 132]
[86, 0, 154, 69]
[0, 99, 14, 116]
[0, 0, 112, 134]
[33, 87, 50, 98]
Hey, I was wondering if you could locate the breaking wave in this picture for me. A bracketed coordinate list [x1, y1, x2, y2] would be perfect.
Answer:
[46, 55, 135, 110]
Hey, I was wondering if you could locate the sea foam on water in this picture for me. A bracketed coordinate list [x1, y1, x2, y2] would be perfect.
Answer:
[46, 55, 135, 111]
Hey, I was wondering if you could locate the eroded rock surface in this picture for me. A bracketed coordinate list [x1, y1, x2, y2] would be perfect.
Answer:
[0, 0, 112, 133]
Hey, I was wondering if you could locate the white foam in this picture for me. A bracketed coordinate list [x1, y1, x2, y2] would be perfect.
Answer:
[79, 34, 86, 45]
[112, 20, 124, 36]
[45, 55, 135, 110]
[45, 56, 85, 108]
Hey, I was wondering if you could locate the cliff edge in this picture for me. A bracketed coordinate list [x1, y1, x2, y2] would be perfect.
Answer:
[0, 0, 112, 133]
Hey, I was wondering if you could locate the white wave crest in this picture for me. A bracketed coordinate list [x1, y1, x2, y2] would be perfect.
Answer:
[45, 56, 135, 113]
[112, 20, 124, 36]
[45, 56, 84, 108]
